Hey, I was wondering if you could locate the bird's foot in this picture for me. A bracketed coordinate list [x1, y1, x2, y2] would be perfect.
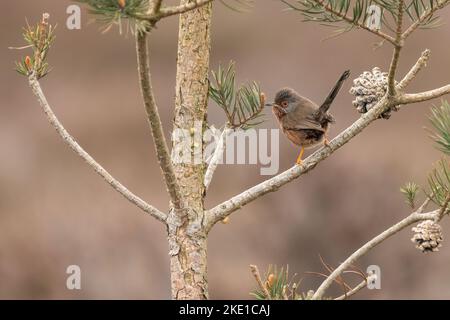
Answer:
[323, 137, 330, 147]
[296, 146, 305, 165]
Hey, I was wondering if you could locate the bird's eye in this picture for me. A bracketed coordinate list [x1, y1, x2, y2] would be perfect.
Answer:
[281, 101, 289, 107]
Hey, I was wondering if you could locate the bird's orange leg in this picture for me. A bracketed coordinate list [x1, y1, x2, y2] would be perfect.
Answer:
[296, 146, 305, 165]
[323, 135, 330, 146]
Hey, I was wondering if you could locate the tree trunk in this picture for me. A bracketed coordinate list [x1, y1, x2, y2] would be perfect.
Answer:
[168, 1, 212, 300]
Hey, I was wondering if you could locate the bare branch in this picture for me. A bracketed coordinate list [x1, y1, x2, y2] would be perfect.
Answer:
[204, 126, 231, 190]
[312, 210, 439, 300]
[136, 33, 184, 210]
[398, 84, 450, 104]
[387, 0, 405, 96]
[141, 0, 214, 22]
[417, 196, 433, 213]
[396, 49, 431, 91]
[28, 73, 167, 223]
[402, 0, 450, 40]
[334, 274, 376, 300]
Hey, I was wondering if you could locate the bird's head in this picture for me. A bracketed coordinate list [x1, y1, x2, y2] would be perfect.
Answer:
[265, 88, 301, 116]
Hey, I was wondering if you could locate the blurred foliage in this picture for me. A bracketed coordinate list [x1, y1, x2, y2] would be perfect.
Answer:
[209, 62, 265, 130]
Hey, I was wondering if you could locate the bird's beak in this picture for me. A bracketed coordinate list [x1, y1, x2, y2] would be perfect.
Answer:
[265, 102, 274, 107]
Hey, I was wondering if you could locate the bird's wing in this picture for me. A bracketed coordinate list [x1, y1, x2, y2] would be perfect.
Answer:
[285, 116, 325, 132]
[284, 96, 324, 131]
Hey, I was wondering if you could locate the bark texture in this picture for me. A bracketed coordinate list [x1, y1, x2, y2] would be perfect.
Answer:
[168, 0, 212, 300]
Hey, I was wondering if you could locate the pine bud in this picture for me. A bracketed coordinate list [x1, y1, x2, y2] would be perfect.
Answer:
[221, 216, 230, 224]
[266, 273, 275, 288]
[25, 56, 32, 70]
[118, 0, 126, 9]
[260, 92, 266, 107]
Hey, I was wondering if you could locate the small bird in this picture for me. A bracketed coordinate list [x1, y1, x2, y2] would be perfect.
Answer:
[267, 70, 350, 165]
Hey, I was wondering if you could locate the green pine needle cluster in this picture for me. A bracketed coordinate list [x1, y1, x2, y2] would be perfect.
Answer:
[15, 13, 55, 79]
[209, 62, 265, 130]
[75, 0, 151, 34]
[405, 0, 446, 29]
[400, 100, 450, 211]
[400, 182, 419, 208]
[282, 0, 448, 37]
[250, 265, 303, 300]
[429, 100, 450, 155]
[427, 159, 450, 207]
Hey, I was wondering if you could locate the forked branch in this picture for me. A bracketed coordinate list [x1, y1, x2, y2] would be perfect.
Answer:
[136, 32, 184, 211]
[28, 73, 167, 223]
[312, 210, 439, 299]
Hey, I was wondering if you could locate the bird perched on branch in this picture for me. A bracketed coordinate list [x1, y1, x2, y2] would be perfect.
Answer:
[267, 70, 350, 165]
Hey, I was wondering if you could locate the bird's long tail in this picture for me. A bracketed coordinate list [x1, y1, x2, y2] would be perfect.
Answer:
[318, 70, 350, 116]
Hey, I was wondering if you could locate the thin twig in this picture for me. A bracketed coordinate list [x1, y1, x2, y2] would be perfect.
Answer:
[387, 0, 405, 96]
[28, 73, 167, 223]
[312, 210, 438, 300]
[396, 49, 431, 91]
[398, 84, 450, 104]
[136, 32, 184, 211]
[402, 0, 450, 40]
[417, 196, 433, 213]
[334, 275, 376, 300]
[140, 0, 214, 22]
[250, 265, 271, 300]
[308, 0, 397, 45]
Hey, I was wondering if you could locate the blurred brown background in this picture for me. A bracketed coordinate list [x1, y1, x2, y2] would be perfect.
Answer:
[1, 0, 450, 299]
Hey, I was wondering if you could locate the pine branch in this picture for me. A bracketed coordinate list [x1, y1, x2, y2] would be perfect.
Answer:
[28, 73, 167, 223]
[312, 209, 439, 299]
[387, 0, 404, 96]
[396, 49, 431, 91]
[334, 274, 376, 300]
[282, 0, 397, 45]
[398, 84, 450, 104]
[209, 62, 266, 130]
[138, 0, 214, 22]
[136, 33, 184, 211]
[428, 101, 450, 155]
[400, 182, 419, 209]
[402, 0, 450, 39]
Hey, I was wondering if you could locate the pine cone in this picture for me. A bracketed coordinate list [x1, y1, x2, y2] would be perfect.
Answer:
[349, 67, 398, 119]
[411, 220, 444, 253]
